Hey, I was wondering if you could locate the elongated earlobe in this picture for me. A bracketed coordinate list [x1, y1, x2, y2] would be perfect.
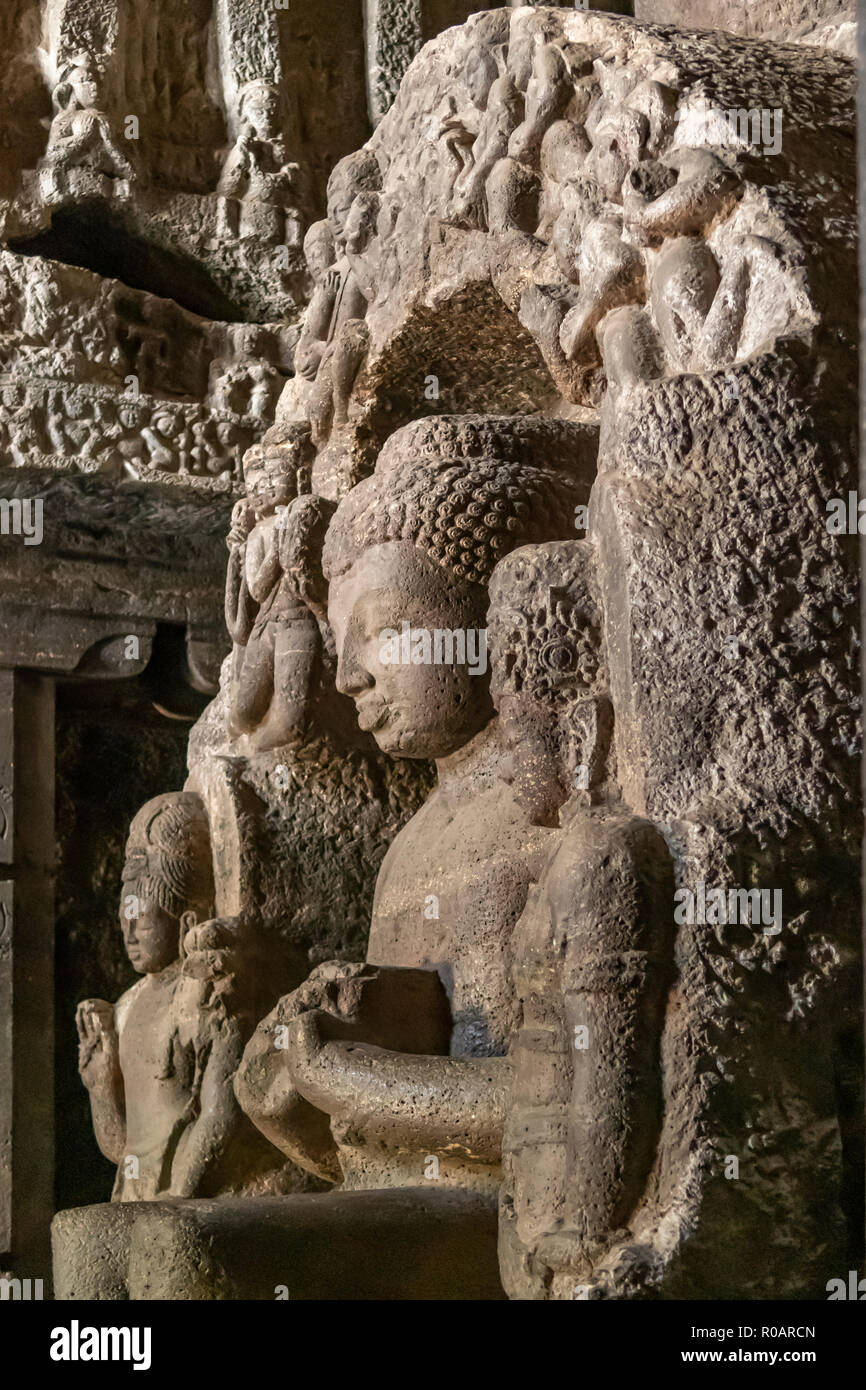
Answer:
[178, 908, 199, 959]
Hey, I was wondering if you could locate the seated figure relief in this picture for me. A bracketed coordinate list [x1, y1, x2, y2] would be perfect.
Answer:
[235, 413, 596, 1193]
[217, 80, 306, 247]
[39, 52, 135, 201]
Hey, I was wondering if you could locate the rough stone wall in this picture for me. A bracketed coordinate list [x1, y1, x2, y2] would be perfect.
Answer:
[0, 1, 371, 491]
[634, 1, 856, 55]
[636, 0, 848, 28]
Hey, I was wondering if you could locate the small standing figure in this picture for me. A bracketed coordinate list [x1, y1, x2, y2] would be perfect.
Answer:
[303, 150, 381, 453]
[485, 41, 574, 236]
[76, 792, 294, 1199]
[225, 425, 334, 748]
[293, 221, 339, 387]
[448, 50, 524, 231]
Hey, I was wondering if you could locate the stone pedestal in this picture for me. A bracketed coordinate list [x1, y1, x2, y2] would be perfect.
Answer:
[54, 1190, 505, 1300]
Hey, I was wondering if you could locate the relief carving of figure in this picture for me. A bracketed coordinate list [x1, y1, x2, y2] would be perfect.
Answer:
[304, 151, 382, 451]
[217, 80, 306, 246]
[75, 792, 298, 1201]
[276, 151, 381, 472]
[486, 542, 675, 1300]
[291, 220, 338, 399]
[485, 41, 577, 237]
[39, 52, 134, 200]
[225, 425, 335, 749]
[447, 47, 523, 232]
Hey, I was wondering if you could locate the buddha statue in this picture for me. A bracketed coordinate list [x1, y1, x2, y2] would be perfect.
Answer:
[236, 415, 597, 1198]
[60, 416, 599, 1301]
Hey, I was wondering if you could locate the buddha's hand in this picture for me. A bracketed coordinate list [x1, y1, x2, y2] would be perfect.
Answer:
[281, 962, 452, 1112]
[232, 968, 373, 1183]
[295, 341, 324, 381]
[181, 919, 244, 1010]
[76, 999, 120, 1092]
[291, 960, 451, 1054]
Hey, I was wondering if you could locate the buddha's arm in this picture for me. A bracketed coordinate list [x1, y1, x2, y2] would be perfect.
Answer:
[217, 141, 248, 198]
[87, 1077, 126, 1165]
[234, 1002, 342, 1182]
[170, 1026, 245, 1198]
[225, 545, 252, 642]
[225, 503, 259, 643]
[533, 822, 675, 1283]
[302, 282, 339, 350]
[87, 113, 134, 176]
[76, 999, 126, 1164]
[287, 1011, 511, 1162]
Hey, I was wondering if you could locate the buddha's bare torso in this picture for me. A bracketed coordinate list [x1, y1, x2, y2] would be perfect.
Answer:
[369, 723, 553, 1058]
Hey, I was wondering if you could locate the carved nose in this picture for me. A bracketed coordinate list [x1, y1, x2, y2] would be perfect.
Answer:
[336, 645, 374, 699]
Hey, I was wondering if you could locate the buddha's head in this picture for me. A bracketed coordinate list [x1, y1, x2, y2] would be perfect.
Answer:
[344, 192, 381, 258]
[323, 416, 587, 761]
[303, 220, 336, 285]
[463, 47, 500, 110]
[120, 793, 215, 974]
[488, 540, 610, 826]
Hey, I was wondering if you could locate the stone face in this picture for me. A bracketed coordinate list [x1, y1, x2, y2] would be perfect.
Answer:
[13, 1, 859, 1304]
